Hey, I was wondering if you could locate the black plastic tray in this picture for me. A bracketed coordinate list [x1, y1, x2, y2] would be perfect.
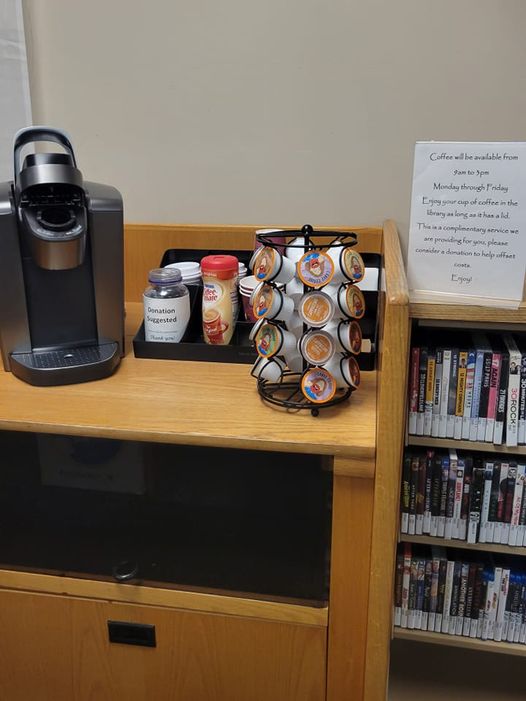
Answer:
[133, 248, 380, 370]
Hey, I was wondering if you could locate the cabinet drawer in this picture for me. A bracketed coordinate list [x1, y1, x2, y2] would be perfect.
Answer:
[0, 589, 327, 701]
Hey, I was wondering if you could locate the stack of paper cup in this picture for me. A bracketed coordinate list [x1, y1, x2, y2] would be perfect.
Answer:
[164, 261, 201, 285]
[239, 275, 259, 322]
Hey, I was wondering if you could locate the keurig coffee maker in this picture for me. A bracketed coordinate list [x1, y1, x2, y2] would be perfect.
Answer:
[0, 127, 124, 386]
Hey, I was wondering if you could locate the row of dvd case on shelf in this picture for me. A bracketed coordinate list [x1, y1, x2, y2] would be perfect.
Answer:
[394, 542, 526, 645]
[400, 449, 526, 547]
[408, 331, 525, 447]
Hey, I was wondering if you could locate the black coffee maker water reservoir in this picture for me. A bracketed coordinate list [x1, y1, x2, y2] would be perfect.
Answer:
[0, 127, 124, 385]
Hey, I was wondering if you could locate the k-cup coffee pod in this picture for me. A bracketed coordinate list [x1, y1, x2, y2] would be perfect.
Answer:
[252, 284, 294, 322]
[298, 290, 335, 328]
[255, 321, 297, 359]
[285, 312, 304, 339]
[251, 246, 295, 285]
[249, 317, 265, 342]
[285, 236, 306, 264]
[299, 329, 336, 366]
[343, 355, 361, 388]
[322, 354, 361, 389]
[251, 355, 286, 382]
[325, 319, 362, 354]
[297, 250, 335, 288]
[325, 245, 349, 285]
[301, 367, 337, 404]
[285, 353, 304, 373]
[341, 249, 365, 283]
[285, 275, 304, 304]
[337, 283, 366, 319]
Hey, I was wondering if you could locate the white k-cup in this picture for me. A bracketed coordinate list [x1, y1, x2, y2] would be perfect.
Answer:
[251, 246, 296, 285]
[321, 354, 361, 389]
[252, 284, 294, 323]
[337, 283, 366, 320]
[251, 356, 286, 382]
[254, 321, 298, 359]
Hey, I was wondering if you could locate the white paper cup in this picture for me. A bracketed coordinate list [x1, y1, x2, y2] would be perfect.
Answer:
[325, 246, 348, 285]
[254, 321, 297, 358]
[251, 356, 286, 382]
[337, 283, 366, 320]
[251, 246, 296, 285]
[299, 329, 336, 366]
[255, 228, 286, 254]
[298, 291, 335, 328]
[165, 261, 201, 284]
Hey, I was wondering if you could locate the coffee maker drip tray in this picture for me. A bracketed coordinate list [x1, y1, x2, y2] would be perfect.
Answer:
[10, 342, 120, 386]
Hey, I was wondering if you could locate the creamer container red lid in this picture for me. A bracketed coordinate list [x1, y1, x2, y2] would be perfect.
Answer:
[301, 367, 337, 404]
[201, 255, 238, 274]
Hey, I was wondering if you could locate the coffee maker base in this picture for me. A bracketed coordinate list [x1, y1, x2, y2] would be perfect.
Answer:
[10, 342, 120, 386]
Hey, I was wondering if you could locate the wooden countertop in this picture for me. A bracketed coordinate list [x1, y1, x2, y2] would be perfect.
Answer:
[0, 304, 376, 466]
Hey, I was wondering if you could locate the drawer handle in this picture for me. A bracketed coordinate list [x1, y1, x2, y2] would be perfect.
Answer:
[112, 560, 139, 582]
[108, 621, 156, 647]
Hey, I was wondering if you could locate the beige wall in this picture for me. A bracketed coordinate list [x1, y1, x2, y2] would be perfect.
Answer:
[22, 0, 526, 251]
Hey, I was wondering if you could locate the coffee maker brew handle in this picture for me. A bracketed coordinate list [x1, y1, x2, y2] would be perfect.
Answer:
[13, 126, 77, 184]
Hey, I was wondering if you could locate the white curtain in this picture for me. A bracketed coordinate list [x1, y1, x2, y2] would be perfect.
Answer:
[0, 0, 31, 181]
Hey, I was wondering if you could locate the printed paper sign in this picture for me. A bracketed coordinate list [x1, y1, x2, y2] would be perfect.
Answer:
[407, 142, 526, 305]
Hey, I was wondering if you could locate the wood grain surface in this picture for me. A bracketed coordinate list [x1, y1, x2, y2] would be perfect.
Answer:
[124, 223, 382, 301]
[0, 306, 377, 462]
[0, 568, 328, 627]
[364, 221, 410, 701]
[327, 474, 374, 701]
[0, 590, 327, 701]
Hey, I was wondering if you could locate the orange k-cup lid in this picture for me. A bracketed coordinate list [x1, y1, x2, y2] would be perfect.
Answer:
[252, 283, 275, 319]
[299, 291, 334, 327]
[341, 249, 365, 283]
[301, 367, 337, 404]
[255, 322, 282, 358]
[340, 320, 362, 355]
[297, 250, 335, 288]
[342, 355, 361, 388]
[300, 330, 335, 365]
[253, 247, 278, 281]
[344, 285, 365, 319]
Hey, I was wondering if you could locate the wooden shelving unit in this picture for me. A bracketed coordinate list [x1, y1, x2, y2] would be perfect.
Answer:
[400, 533, 526, 557]
[410, 301, 526, 325]
[391, 292, 526, 699]
[407, 435, 526, 455]
[393, 628, 526, 658]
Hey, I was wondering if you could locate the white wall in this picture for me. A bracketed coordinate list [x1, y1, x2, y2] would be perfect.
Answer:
[22, 0, 526, 250]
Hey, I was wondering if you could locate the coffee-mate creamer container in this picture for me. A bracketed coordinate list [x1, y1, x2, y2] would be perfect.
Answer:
[201, 255, 239, 345]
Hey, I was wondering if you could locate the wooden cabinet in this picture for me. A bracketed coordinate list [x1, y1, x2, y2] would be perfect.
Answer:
[0, 221, 410, 701]
[0, 589, 326, 701]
